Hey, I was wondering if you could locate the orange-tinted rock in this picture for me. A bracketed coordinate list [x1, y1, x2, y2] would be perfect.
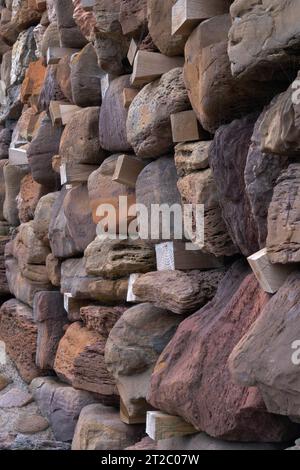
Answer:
[18, 173, 46, 223]
[56, 54, 73, 103]
[148, 261, 297, 441]
[20, 59, 46, 104]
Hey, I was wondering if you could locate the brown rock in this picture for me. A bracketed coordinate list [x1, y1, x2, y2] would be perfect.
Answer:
[209, 114, 259, 257]
[0, 128, 11, 159]
[267, 164, 300, 264]
[0, 299, 44, 383]
[85, 237, 155, 279]
[17, 174, 46, 223]
[127, 68, 190, 159]
[13, 221, 50, 266]
[15, 415, 49, 434]
[72, 0, 96, 42]
[38, 64, 65, 112]
[70, 43, 101, 107]
[72, 403, 144, 450]
[80, 305, 125, 335]
[229, 272, 300, 421]
[56, 54, 73, 103]
[33, 192, 60, 245]
[99, 75, 131, 152]
[34, 291, 68, 370]
[174, 141, 210, 177]
[60, 107, 106, 165]
[54, 322, 118, 402]
[40, 21, 60, 63]
[119, 0, 147, 37]
[0, 159, 8, 220]
[60, 257, 102, 299]
[0, 374, 11, 392]
[45, 253, 61, 287]
[147, 0, 187, 56]
[54, 0, 87, 48]
[105, 303, 181, 422]
[27, 114, 62, 189]
[148, 261, 297, 441]
[133, 269, 225, 315]
[3, 162, 29, 226]
[1, 49, 12, 88]
[88, 277, 128, 305]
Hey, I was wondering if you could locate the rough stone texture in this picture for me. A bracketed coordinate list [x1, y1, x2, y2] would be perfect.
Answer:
[177, 169, 238, 257]
[119, 0, 147, 37]
[1, 50, 12, 88]
[0, 374, 11, 392]
[70, 43, 101, 107]
[209, 114, 259, 257]
[38, 64, 65, 112]
[60, 107, 106, 165]
[80, 305, 125, 335]
[54, 322, 118, 402]
[34, 291, 68, 370]
[10, 27, 37, 87]
[63, 184, 96, 254]
[54, 0, 87, 48]
[15, 415, 49, 434]
[135, 157, 181, 242]
[85, 237, 155, 279]
[0, 387, 33, 408]
[174, 141, 210, 177]
[17, 174, 45, 224]
[229, 272, 300, 421]
[20, 58, 46, 104]
[148, 261, 297, 442]
[184, 14, 285, 134]
[88, 155, 135, 229]
[133, 269, 225, 315]
[33, 23, 47, 59]
[147, 0, 187, 56]
[245, 105, 289, 248]
[99, 74, 131, 152]
[0, 128, 11, 159]
[72, 404, 144, 450]
[93, 0, 129, 75]
[56, 54, 73, 102]
[0, 235, 9, 295]
[40, 21, 60, 63]
[33, 192, 59, 246]
[72, 0, 96, 42]
[30, 376, 97, 442]
[13, 221, 50, 267]
[127, 68, 190, 159]
[45, 253, 61, 287]
[228, 0, 300, 80]
[0, 160, 8, 221]
[27, 114, 62, 189]
[105, 303, 181, 422]
[3, 162, 29, 226]
[0, 299, 43, 383]
[88, 277, 128, 305]
[60, 257, 101, 299]
[267, 164, 300, 264]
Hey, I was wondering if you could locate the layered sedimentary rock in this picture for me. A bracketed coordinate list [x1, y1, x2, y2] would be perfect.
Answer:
[127, 68, 190, 159]
[105, 303, 181, 422]
[148, 261, 297, 441]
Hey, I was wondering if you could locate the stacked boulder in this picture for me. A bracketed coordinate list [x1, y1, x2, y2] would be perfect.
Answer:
[0, 0, 299, 451]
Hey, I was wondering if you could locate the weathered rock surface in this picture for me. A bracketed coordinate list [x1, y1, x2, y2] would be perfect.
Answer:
[17, 174, 45, 224]
[174, 141, 210, 177]
[54, 321, 118, 402]
[0, 299, 43, 383]
[80, 305, 125, 335]
[33, 192, 60, 246]
[60, 107, 106, 165]
[72, 404, 144, 450]
[72, 0, 96, 42]
[148, 261, 297, 441]
[0, 387, 33, 408]
[15, 414, 49, 435]
[38, 64, 65, 112]
[30, 376, 97, 442]
[34, 291, 68, 370]
[133, 269, 225, 315]
[27, 114, 62, 189]
[60, 257, 101, 299]
[267, 164, 300, 264]
[45, 253, 61, 287]
[105, 303, 181, 422]
[127, 68, 190, 159]
[228, 0, 300, 80]
[209, 114, 259, 257]
[70, 43, 101, 107]
[56, 54, 73, 102]
[229, 272, 300, 421]
[85, 237, 155, 279]
[119, 0, 147, 37]
[3, 162, 29, 226]
[10, 27, 37, 87]
[88, 277, 128, 305]
[40, 22, 60, 62]
[99, 75, 131, 152]
[54, 0, 87, 48]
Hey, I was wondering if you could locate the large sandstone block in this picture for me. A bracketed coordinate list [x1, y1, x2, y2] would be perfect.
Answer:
[85, 237, 155, 279]
[267, 164, 300, 264]
[60, 107, 106, 165]
[30, 377, 97, 442]
[0, 299, 43, 383]
[148, 261, 297, 442]
[54, 321, 118, 402]
[70, 43, 101, 107]
[0, 127, 11, 158]
[133, 269, 225, 315]
[184, 14, 283, 133]
[228, 0, 300, 80]
[105, 303, 181, 423]
[99, 75, 131, 152]
[245, 105, 289, 248]
[177, 169, 237, 257]
[27, 114, 62, 189]
[72, 404, 144, 450]
[34, 291, 68, 370]
[229, 272, 300, 421]
[54, 0, 87, 48]
[209, 114, 259, 257]
[147, 0, 187, 56]
[127, 68, 190, 158]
